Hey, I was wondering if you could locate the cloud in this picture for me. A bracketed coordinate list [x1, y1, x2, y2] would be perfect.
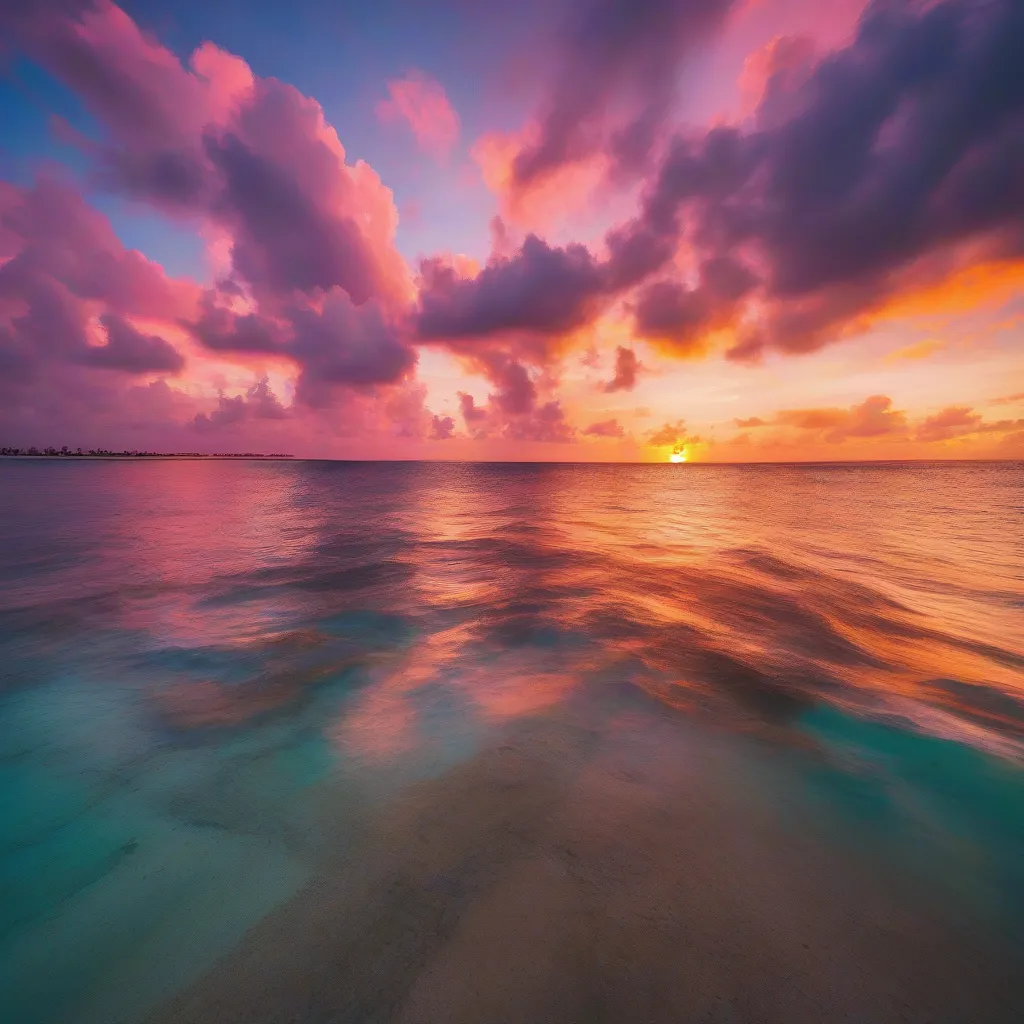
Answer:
[915, 405, 983, 442]
[83, 314, 185, 372]
[503, 400, 575, 443]
[434, 0, 1024, 371]
[458, 392, 488, 426]
[602, 346, 639, 392]
[607, 0, 1024, 359]
[452, 364, 575, 444]
[510, 0, 739, 192]
[192, 376, 287, 431]
[186, 293, 285, 353]
[773, 395, 907, 442]
[288, 293, 415, 403]
[202, 130, 380, 304]
[729, 397, 1024, 451]
[1, 0, 430, 453]
[583, 418, 625, 437]
[377, 70, 460, 160]
[12, 0, 411, 311]
[430, 414, 455, 440]
[382, 382, 436, 439]
[647, 419, 688, 446]
[991, 392, 1024, 405]
[633, 256, 755, 354]
[0, 176, 194, 388]
[192, 393, 247, 431]
[479, 352, 537, 415]
[471, 126, 610, 232]
[416, 234, 606, 342]
[737, 33, 816, 126]
[183, 288, 416, 403]
[884, 339, 944, 364]
[999, 430, 1024, 455]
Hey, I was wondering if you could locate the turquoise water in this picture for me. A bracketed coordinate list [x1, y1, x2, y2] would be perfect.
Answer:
[1, 459, 1022, 1022]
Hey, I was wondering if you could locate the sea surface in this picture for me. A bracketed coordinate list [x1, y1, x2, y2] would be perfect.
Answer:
[1, 459, 1022, 1023]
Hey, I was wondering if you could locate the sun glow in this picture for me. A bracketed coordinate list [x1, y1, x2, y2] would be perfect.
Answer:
[669, 450, 687, 463]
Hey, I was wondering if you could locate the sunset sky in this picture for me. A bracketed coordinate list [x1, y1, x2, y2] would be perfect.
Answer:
[2, 0, 1022, 461]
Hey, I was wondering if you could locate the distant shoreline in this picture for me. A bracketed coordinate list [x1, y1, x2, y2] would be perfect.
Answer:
[0, 452, 294, 460]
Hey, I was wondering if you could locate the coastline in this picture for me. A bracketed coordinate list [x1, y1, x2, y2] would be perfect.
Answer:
[0, 454, 295, 460]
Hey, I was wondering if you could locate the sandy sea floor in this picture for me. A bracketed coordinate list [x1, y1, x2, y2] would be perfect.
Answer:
[149, 693, 1023, 1024]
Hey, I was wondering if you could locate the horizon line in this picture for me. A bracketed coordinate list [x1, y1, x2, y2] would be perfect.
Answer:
[2, 453, 1021, 468]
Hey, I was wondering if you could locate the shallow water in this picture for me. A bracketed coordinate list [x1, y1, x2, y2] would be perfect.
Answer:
[1, 459, 1022, 1023]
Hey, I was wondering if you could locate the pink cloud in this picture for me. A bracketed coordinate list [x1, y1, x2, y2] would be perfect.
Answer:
[583, 418, 625, 438]
[14, 0, 411, 310]
[6, 0, 427, 419]
[471, 125, 609, 231]
[376, 70, 460, 160]
[508, 0, 740, 194]
[0, 176, 196, 392]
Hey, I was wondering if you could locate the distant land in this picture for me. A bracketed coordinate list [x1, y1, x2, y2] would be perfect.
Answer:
[1, 447, 294, 459]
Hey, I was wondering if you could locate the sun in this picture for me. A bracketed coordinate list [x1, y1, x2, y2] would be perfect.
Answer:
[669, 450, 687, 463]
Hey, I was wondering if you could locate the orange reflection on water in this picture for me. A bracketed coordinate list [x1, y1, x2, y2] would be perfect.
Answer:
[6, 460, 1019, 760]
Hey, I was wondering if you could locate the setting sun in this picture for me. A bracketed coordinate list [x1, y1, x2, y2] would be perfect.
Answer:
[669, 450, 687, 463]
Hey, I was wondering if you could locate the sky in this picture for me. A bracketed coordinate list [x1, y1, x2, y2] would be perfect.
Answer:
[1, 0, 1022, 462]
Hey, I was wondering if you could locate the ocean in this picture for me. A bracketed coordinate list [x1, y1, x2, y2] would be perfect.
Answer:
[1, 458, 1022, 1023]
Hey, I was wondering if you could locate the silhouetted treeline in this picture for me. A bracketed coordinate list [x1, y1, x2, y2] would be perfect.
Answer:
[1, 447, 293, 458]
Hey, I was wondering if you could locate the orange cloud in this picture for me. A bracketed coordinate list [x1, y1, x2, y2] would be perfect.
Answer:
[884, 339, 944, 364]
[721, 396, 1024, 460]
[879, 259, 1024, 322]
[915, 406, 982, 443]
[773, 395, 907, 442]
[648, 420, 689, 447]
[377, 70, 460, 160]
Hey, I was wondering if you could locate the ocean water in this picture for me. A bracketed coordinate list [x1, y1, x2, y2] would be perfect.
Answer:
[0, 458, 1022, 1023]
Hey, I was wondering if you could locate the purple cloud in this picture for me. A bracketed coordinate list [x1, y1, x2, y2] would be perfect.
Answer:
[602, 346, 639, 392]
[416, 235, 606, 341]
[82, 314, 185, 372]
[511, 0, 738, 190]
